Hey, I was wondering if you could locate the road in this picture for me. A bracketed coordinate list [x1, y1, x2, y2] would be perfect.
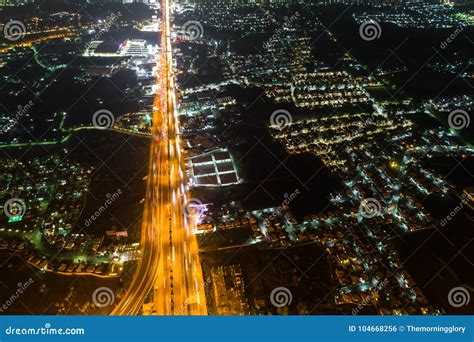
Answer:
[111, 0, 207, 315]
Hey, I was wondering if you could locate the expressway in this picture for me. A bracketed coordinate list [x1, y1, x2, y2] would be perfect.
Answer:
[111, 0, 207, 315]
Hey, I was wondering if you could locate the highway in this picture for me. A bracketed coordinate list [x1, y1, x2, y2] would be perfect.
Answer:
[111, 0, 207, 315]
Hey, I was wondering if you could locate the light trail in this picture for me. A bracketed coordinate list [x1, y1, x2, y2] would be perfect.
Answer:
[111, 0, 207, 315]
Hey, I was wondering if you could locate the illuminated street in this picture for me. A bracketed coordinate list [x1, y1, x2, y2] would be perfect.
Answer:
[112, 0, 207, 315]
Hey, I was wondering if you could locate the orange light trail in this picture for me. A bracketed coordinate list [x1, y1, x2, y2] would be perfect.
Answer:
[111, 0, 207, 316]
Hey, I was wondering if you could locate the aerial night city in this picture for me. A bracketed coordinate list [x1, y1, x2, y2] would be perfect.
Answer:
[0, 0, 473, 338]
